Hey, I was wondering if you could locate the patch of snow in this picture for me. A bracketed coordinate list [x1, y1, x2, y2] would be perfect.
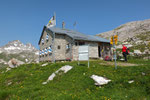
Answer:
[14, 43, 18, 46]
[4, 46, 21, 50]
[91, 75, 111, 86]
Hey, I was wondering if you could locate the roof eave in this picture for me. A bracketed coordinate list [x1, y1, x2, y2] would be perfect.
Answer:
[74, 39, 110, 43]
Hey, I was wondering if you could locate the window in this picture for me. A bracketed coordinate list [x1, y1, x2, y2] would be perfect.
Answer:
[48, 45, 52, 53]
[58, 45, 61, 49]
[39, 50, 42, 56]
[46, 34, 49, 42]
[79, 42, 85, 45]
[66, 44, 70, 49]
[42, 50, 44, 55]
[45, 48, 48, 55]
[41, 39, 44, 45]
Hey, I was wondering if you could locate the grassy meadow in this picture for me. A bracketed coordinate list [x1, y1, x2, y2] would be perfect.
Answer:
[0, 59, 150, 100]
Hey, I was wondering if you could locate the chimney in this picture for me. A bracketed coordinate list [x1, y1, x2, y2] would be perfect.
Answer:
[62, 21, 65, 29]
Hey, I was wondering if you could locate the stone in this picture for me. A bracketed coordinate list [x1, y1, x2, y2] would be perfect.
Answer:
[6, 67, 11, 72]
[134, 50, 142, 55]
[8, 58, 24, 68]
[25, 59, 28, 63]
[0, 59, 7, 64]
[91, 75, 111, 86]
[55, 65, 73, 73]
[128, 80, 134, 84]
[42, 82, 47, 85]
[120, 58, 124, 61]
[41, 63, 48, 67]
[48, 73, 56, 81]
[142, 72, 146, 76]
[7, 82, 12, 86]
[135, 40, 143, 45]
[42, 65, 73, 84]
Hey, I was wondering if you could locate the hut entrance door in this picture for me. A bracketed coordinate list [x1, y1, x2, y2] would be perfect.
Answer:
[98, 46, 101, 57]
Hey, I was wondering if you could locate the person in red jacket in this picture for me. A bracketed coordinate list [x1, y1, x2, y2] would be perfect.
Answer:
[122, 45, 127, 62]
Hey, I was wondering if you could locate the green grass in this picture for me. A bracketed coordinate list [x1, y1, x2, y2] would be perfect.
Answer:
[0, 60, 150, 100]
[136, 31, 150, 41]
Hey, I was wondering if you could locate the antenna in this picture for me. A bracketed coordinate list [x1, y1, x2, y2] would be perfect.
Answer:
[73, 21, 77, 31]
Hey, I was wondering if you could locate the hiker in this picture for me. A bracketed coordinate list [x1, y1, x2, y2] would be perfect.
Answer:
[122, 45, 128, 62]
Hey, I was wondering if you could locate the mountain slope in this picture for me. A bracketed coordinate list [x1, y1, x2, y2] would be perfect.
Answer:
[0, 60, 150, 99]
[0, 40, 39, 68]
[97, 19, 150, 42]
[96, 19, 150, 55]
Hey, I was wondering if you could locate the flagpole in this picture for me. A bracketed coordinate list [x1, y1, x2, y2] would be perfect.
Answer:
[73, 21, 77, 31]
[54, 12, 56, 26]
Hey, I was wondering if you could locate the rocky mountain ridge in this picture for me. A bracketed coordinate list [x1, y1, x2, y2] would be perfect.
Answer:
[97, 19, 150, 42]
[0, 40, 39, 68]
[97, 19, 150, 58]
[0, 40, 38, 54]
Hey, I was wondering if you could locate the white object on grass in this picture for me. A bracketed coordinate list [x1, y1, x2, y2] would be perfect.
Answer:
[128, 80, 134, 84]
[42, 65, 73, 84]
[41, 63, 48, 67]
[91, 75, 111, 86]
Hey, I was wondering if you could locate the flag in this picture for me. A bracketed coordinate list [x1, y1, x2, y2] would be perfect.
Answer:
[73, 21, 77, 27]
[47, 14, 56, 28]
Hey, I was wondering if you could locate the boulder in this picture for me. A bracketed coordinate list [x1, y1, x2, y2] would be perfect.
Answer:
[126, 44, 133, 48]
[41, 63, 48, 67]
[143, 56, 150, 60]
[135, 40, 143, 45]
[42, 65, 73, 84]
[25, 59, 28, 63]
[0, 59, 7, 64]
[128, 80, 134, 84]
[134, 50, 142, 55]
[8, 58, 24, 68]
[91, 75, 111, 86]
[6, 67, 11, 72]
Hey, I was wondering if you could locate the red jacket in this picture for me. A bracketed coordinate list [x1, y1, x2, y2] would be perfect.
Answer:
[122, 45, 127, 53]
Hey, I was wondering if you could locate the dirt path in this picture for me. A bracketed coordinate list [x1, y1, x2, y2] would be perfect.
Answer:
[100, 61, 139, 67]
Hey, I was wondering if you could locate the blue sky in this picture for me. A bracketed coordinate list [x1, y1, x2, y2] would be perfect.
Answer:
[0, 0, 150, 48]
